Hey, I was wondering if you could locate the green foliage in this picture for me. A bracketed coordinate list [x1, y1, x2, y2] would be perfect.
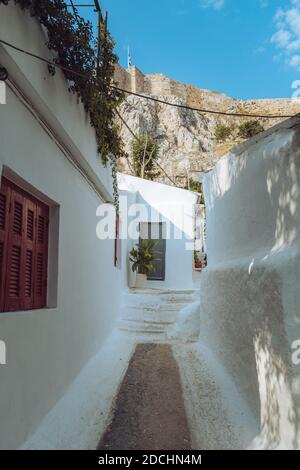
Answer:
[1, 0, 124, 205]
[215, 124, 233, 142]
[238, 120, 264, 139]
[187, 178, 202, 193]
[129, 240, 157, 276]
[131, 133, 160, 180]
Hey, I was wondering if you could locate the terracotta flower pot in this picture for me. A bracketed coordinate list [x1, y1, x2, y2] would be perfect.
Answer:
[195, 260, 202, 269]
[136, 273, 147, 289]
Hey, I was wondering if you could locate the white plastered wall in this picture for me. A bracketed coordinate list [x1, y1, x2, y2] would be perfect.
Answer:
[0, 4, 123, 449]
[201, 116, 300, 449]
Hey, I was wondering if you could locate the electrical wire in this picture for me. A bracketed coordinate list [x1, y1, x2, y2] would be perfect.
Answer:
[0, 34, 178, 186]
[0, 38, 298, 120]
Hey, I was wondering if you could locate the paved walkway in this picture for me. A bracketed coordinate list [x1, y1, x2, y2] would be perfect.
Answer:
[98, 289, 251, 451]
[21, 289, 253, 450]
[98, 343, 192, 450]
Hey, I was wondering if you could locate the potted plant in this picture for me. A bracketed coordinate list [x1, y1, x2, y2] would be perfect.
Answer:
[194, 251, 202, 270]
[129, 240, 157, 289]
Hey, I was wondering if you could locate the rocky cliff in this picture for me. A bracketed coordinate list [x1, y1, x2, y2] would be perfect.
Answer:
[115, 65, 300, 186]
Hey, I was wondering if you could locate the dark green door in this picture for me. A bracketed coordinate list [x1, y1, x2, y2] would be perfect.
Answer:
[140, 222, 166, 281]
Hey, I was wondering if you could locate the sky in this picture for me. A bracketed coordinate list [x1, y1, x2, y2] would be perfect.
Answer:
[76, 0, 300, 100]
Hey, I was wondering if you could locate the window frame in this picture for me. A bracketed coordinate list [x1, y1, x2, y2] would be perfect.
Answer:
[0, 177, 49, 313]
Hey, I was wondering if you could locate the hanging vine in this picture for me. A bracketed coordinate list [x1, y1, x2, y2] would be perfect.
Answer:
[0, 0, 124, 205]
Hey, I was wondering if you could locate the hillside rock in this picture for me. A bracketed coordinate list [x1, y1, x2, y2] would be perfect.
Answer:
[115, 65, 300, 185]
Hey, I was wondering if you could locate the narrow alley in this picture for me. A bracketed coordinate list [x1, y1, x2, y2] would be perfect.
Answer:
[96, 290, 255, 451]
[20, 290, 254, 450]
[1, 0, 300, 458]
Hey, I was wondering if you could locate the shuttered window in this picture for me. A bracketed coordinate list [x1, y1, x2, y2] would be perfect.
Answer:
[0, 177, 49, 312]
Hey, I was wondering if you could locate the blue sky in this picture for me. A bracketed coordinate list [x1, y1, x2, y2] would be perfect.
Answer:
[76, 0, 300, 99]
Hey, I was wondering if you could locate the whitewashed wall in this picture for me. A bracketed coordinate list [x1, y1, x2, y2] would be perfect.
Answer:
[201, 116, 300, 449]
[118, 174, 198, 290]
[0, 4, 122, 449]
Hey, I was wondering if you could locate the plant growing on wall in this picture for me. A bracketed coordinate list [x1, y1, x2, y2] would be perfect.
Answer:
[131, 133, 160, 181]
[129, 240, 157, 276]
[0, 0, 124, 205]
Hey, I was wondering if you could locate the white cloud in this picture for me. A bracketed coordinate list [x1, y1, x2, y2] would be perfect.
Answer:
[271, 0, 300, 72]
[287, 54, 300, 67]
[271, 29, 292, 48]
[200, 0, 224, 11]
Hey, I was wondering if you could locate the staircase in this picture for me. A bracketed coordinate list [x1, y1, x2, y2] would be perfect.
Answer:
[118, 289, 199, 341]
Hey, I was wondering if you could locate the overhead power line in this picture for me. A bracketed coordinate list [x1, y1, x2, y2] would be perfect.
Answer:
[112, 88, 298, 119]
[0, 38, 298, 120]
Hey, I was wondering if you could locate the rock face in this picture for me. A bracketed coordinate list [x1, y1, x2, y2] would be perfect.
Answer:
[118, 94, 215, 181]
[115, 65, 300, 185]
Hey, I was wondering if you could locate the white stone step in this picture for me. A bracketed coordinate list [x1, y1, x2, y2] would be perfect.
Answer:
[118, 289, 200, 339]
[121, 317, 174, 326]
[119, 326, 166, 334]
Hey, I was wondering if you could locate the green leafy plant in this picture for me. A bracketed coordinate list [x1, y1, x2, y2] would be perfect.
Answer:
[1, 0, 124, 206]
[215, 124, 233, 142]
[186, 178, 202, 193]
[131, 133, 160, 180]
[238, 120, 264, 139]
[129, 240, 157, 276]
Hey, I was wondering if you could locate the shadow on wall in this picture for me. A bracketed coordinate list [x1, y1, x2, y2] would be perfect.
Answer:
[201, 120, 300, 449]
[201, 264, 299, 449]
[205, 126, 300, 262]
[253, 316, 299, 449]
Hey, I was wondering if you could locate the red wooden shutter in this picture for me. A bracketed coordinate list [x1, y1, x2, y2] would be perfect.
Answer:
[23, 198, 36, 310]
[5, 188, 25, 312]
[33, 203, 49, 309]
[0, 177, 49, 313]
[0, 180, 11, 311]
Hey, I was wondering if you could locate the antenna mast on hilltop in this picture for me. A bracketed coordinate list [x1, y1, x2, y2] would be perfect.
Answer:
[127, 46, 132, 68]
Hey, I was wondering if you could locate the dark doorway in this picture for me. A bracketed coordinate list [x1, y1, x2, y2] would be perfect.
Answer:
[140, 222, 166, 281]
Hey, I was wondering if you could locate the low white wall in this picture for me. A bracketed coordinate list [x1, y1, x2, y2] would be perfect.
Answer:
[201, 116, 300, 449]
[118, 174, 198, 290]
[0, 4, 122, 449]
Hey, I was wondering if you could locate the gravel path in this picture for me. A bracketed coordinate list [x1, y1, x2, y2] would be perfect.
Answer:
[98, 343, 192, 450]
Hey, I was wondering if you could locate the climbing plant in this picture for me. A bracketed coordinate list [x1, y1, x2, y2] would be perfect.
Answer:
[0, 0, 124, 205]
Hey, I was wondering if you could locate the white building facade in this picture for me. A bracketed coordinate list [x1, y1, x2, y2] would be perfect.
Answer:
[118, 173, 200, 290]
[0, 4, 124, 449]
[0, 4, 201, 449]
